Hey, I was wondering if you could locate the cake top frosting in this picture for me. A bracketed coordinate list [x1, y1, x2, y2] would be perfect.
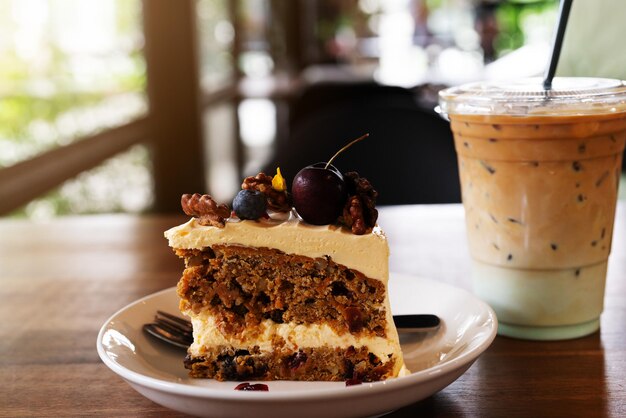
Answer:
[164, 212, 389, 282]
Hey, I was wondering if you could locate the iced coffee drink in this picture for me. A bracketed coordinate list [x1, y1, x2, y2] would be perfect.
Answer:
[439, 77, 626, 340]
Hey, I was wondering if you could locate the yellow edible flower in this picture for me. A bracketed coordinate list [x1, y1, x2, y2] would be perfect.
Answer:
[272, 167, 286, 191]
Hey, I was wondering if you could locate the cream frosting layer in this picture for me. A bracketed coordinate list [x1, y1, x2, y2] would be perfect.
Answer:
[164, 214, 389, 282]
[186, 310, 404, 377]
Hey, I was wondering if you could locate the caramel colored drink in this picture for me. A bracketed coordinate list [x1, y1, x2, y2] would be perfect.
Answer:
[439, 78, 626, 340]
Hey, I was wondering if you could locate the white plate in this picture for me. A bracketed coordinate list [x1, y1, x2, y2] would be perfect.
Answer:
[97, 274, 497, 418]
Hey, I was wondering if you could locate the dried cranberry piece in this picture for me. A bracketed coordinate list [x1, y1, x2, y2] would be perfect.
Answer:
[234, 382, 269, 391]
[287, 351, 308, 370]
[345, 377, 363, 386]
[343, 307, 364, 333]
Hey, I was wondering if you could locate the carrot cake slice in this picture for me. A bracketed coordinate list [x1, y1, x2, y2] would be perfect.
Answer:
[165, 167, 406, 382]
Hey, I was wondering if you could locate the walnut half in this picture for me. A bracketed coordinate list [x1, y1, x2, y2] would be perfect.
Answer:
[181, 193, 230, 228]
[242, 172, 291, 212]
[339, 172, 379, 235]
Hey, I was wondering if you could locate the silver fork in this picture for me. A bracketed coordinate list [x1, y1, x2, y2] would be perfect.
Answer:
[143, 311, 440, 349]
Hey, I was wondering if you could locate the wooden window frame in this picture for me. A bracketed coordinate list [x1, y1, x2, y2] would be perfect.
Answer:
[0, 0, 318, 216]
[0, 0, 242, 216]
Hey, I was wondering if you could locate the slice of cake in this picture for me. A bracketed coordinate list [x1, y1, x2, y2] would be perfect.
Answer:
[165, 165, 406, 382]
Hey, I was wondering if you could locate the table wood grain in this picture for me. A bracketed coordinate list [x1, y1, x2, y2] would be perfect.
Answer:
[1, 204, 625, 417]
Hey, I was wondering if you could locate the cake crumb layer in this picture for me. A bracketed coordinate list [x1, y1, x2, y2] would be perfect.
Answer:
[184, 345, 396, 381]
[176, 245, 387, 338]
[164, 217, 389, 281]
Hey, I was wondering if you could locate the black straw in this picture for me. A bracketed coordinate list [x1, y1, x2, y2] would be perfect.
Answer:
[543, 0, 574, 90]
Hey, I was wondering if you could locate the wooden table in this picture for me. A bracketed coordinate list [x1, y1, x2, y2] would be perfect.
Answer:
[1, 203, 625, 417]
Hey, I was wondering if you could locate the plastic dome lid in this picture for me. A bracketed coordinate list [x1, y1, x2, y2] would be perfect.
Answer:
[438, 77, 626, 117]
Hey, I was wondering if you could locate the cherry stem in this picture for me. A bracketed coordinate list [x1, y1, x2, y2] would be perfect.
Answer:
[325, 133, 369, 169]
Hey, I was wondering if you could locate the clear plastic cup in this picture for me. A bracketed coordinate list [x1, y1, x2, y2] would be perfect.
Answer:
[438, 77, 626, 340]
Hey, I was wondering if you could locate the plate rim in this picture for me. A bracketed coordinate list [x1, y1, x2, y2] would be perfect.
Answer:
[97, 274, 497, 401]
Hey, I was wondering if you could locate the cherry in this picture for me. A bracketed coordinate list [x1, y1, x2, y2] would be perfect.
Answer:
[292, 163, 346, 225]
[291, 133, 369, 225]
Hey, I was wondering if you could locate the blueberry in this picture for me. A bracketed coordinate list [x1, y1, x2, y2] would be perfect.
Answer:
[233, 190, 267, 220]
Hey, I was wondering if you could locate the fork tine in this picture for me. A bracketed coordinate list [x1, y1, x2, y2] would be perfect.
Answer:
[156, 317, 191, 334]
[143, 324, 191, 349]
[156, 310, 192, 330]
[155, 312, 193, 336]
[154, 316, 193, 341]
